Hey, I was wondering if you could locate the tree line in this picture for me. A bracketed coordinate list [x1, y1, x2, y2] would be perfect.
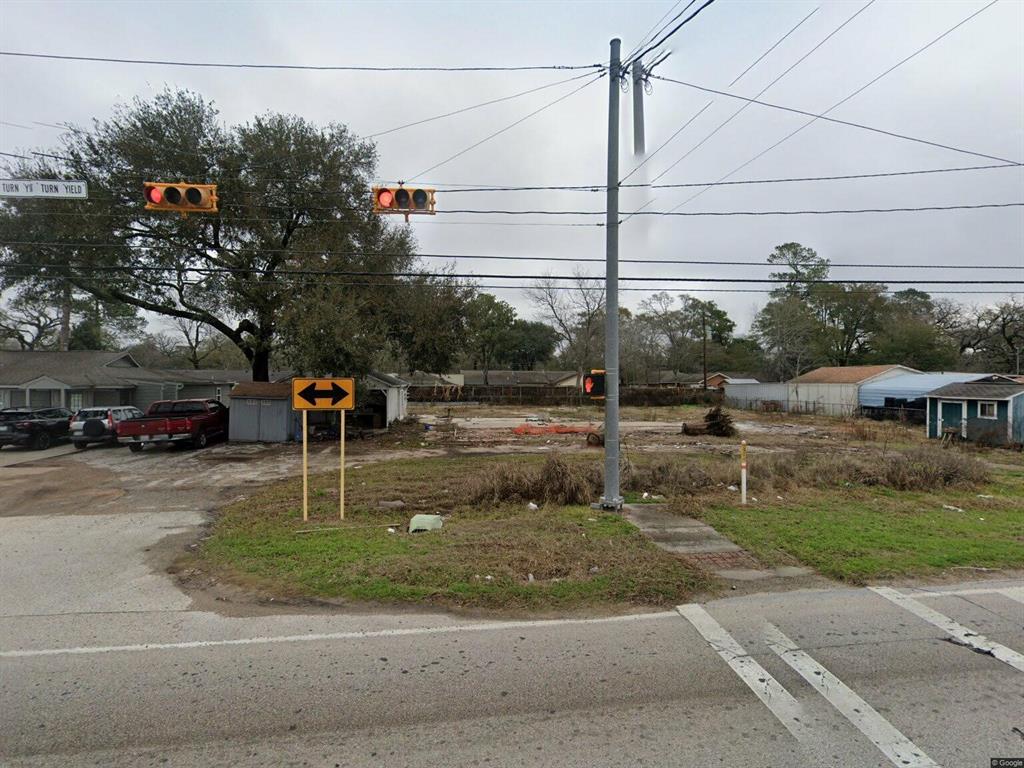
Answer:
[1, 89, 1020, 380]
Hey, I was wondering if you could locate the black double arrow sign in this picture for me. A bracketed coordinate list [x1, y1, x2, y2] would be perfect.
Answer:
[297, 381, 350, 406]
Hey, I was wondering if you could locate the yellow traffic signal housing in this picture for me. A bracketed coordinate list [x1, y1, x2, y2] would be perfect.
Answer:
[143, 182, 218, 214]
[372, 186, 435, 216]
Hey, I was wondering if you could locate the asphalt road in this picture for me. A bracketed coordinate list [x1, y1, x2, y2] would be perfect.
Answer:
[1, 446, 1022, 767]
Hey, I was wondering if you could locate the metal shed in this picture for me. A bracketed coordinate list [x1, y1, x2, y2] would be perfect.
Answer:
[228, 382, 298, 443]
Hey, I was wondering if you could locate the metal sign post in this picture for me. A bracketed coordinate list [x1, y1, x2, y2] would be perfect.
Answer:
[291, 377, 356, 522]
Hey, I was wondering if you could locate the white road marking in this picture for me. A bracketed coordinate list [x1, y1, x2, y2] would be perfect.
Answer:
[910, 585, 1024, 604]
[764, 622, 941, 768]
[675, 604, 816, 744]
[870, 586, 1024, 673]
[0, 610, 677, 659]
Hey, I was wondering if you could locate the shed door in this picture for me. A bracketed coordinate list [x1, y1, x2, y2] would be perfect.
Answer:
[939, 400, 966, 437]
[258, 399, 286, 442]
[232, 401, 261, 442]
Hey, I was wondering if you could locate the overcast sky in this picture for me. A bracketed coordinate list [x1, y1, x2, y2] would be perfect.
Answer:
[1, 0, 1021, 334]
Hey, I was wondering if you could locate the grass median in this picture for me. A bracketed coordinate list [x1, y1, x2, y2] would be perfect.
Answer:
[194, 454, 707, 612]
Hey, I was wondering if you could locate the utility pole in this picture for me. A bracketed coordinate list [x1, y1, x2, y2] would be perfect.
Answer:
[601, 38, 623, 510]
[702, 306, 708, 390]
[631, 59, 645, 156]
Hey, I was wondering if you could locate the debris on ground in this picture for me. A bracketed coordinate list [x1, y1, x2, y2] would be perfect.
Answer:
[586, 432, 604, 447]
[408, 514, 443, 533]
[378, 500, 406, 509]
[513, 423, 595, 436]
[942, 504, 965, 512]
[527, 502, 539, 510]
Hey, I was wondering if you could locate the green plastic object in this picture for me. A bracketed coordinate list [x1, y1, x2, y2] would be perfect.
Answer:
[408, 514, 443, 533]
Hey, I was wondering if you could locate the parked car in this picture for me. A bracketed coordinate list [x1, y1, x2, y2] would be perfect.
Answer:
[70, 406, 145, 449]
[116, 399, 229, 452]
[0, 407, 74, 450]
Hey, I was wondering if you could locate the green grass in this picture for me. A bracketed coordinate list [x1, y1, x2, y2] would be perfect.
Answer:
[696, 468, 1024, 582]
[195, 453, 707, 611]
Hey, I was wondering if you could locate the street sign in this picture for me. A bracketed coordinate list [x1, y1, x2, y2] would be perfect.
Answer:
[0, 179, 88, 199]
[292, 378, 355, 522]
[291, 377, 355, 411]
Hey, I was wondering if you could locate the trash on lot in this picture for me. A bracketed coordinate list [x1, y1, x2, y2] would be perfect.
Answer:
[387, 527, 397, 534]
[378, 500, 406, 509]
[727, 485, 738, 492]
[527, 573, 535, 582]
[941, 504, 964, 512]
[527, 502, 539, 510]
[408, 514, 443, 533]
[484, 575, 493, 582]
[977, 494, 994, 499]
[588, 565, 600, 574]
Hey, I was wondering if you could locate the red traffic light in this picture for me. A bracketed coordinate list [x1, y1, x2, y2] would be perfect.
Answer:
[145, 186, 163, 204]
[377, 189, 394, 209]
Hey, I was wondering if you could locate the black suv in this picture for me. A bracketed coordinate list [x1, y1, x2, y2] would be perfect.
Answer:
[0, 407, 74, 450]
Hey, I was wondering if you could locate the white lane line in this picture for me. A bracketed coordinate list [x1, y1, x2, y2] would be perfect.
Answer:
[764, 622, 941, 768]
[675, 604, 816, 744]
[870, 586, 1024, 673]
[0, 610, 677, 659]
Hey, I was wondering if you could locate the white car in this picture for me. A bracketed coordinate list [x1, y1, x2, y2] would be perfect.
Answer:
[70, 406, 145, 449]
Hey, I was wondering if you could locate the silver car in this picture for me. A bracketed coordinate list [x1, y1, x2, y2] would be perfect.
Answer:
[70, 406, 145, 449]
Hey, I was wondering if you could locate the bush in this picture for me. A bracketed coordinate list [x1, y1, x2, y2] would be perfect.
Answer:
[471, 455, 600, 506]
[704, 406, 737, 437]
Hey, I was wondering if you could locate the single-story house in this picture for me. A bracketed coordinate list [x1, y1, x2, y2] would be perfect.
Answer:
[924, 377, 1024, 445]
[703, 372, 760, 390]
[646, 371, 704, 388]
[0, 350, 182, 411]
[724, 364, 919, 416]
[460, 370, 580, 388]
[859, 372, 1014, 420]
[405, 371, 465, 387]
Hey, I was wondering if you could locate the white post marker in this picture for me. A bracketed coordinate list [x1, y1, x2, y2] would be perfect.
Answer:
[740, 440, 748, 505]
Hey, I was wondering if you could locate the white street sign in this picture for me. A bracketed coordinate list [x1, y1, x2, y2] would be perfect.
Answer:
[0, 179, 88, 199]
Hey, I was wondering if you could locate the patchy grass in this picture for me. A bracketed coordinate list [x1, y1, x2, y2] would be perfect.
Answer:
[693, 468, 1024, 582]
[195, 453, 707, 612]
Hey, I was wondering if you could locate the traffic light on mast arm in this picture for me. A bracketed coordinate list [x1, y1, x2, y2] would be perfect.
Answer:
[372, 185, 435, 217]
[583, 370, 606, 400]
[143, 182, 218, 215]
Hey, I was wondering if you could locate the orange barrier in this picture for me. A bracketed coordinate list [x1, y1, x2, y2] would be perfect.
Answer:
[512, 423, 596, 436]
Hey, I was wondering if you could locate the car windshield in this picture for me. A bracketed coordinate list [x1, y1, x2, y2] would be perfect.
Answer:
[76, 409, 110, 420]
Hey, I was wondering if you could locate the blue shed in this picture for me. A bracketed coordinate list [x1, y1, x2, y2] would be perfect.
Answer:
[859, 372, 1000, 422]
[924, 378, 1024, 446]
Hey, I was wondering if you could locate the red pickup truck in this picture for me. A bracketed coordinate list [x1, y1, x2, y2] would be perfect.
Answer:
[117, 399, 229, 452]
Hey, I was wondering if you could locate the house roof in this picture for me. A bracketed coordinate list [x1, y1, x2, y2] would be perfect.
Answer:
[859, 372, 1002, 407]
[230, 382, 292, 399]
[0, 350, 159, 388]
[460, 370, 578, 386]
[366, 371, 408, 388]
[793, 365, 917, 385]
[925, 381, 1024, 400]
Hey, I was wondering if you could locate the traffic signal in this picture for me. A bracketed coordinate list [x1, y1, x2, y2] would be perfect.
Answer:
[143, 182, 218, 214]
[372, 186, 435, 216]
[583, 370, 606, 400]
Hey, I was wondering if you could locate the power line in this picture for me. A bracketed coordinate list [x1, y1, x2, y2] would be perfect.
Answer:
[2, 260, 1020, 285]
[624, 0, 720, 70]
[650, 0, 877, 183]
[6, 269, 1010, 296]
[0, 50, 603, 72]
[6, 201, 1020, 222]
[409, 73, 604, 180]
[659, 0, 1010, 212]
[621, 5, 821, 183]
[649, 73, 1021, 167]
[625, 0, 693, 62]
[3, 240, 1021, 270]
[365, 72, 598, 139]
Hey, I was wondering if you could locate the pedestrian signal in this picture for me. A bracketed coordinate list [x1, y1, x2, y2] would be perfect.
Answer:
[583, 370, 606, 400]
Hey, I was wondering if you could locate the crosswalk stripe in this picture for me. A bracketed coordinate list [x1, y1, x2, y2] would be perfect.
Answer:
[675, 604, 817, 744]
[764, 622, 941, 768]
[870, 586, 1024, 673]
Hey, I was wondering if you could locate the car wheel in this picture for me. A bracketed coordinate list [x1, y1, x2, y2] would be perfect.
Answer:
[33, 432, 52, 450]
[193, 431, 208, 450]
[128, 443, 143, 453]
[73, 442, 88, 450]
